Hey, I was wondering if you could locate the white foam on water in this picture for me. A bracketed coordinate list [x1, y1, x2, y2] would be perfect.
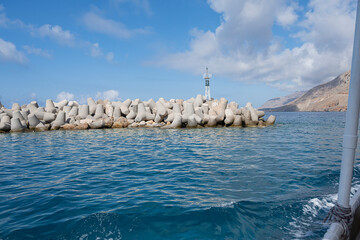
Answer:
[287, 193, 337, 239]
[302, 194, 337, 217]
[217, 201, 236, 208]
[288, 182, 360, 239]
[79, 234, 88, 240]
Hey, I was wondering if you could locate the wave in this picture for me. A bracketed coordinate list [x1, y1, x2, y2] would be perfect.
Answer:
[2, 197, 340, 240]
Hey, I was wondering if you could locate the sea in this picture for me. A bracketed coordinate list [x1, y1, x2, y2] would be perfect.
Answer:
[1, 112, 360, 240]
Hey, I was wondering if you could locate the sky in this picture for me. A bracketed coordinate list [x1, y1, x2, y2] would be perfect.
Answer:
[0, 0, 357, 108]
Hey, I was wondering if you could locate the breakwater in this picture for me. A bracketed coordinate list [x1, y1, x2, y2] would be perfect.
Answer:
[0, 95, 275, 133]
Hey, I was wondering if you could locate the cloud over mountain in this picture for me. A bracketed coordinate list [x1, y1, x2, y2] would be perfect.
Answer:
[157, 0, 356, 91]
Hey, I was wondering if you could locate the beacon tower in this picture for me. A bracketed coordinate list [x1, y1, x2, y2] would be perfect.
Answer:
[203, 67, 212, 100]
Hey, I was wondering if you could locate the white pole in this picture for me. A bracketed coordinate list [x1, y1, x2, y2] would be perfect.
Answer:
[323, 2, 360, 238]
[337, 0, 360, 208]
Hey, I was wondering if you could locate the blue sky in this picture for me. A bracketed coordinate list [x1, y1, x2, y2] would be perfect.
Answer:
[0, 0, 357, 108]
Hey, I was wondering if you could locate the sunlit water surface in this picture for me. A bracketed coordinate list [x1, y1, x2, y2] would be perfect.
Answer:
[1, 112, 360, 239]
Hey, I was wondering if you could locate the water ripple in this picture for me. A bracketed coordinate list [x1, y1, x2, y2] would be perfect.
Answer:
[0, 112, 359, 239]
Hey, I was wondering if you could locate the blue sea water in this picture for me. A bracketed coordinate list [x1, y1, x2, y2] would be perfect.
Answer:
[1, 112, 360, 240]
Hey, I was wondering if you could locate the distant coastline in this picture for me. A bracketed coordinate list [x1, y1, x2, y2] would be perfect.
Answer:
[260, 70, 350, 112]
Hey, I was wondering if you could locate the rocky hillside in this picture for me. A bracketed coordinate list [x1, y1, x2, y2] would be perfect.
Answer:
[259, 91, 306, 109]
[260, 70, 350, 112]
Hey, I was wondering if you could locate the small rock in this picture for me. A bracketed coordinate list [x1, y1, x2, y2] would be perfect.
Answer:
[89, 119, 105, 129]
[61, 124, 76, 130]
[104, 117, 114, 128]
[129, 122, 139, 128]
[258, 120, 266, 127]
[74, 123, 89, 130]
[112, 117, 129, 128]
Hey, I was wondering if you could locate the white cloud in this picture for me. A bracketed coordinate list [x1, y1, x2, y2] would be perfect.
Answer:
[90, 43, 102, 57]
[0, 38, 27, 64]
[0, 6, 116, 64]
[0, 6, 74, 45]
[0, 5, 26, 29]
[89, 42, 115, 63]
[276, 5, 298, 27]
[33, 24, 75, 45]
[57, 91, 75, 101]
[106, 52, 114, 63]
[95, 90, 121, 101]
[23, 45, 52, 58]
[0, 7, 74, 45]
[82, 11, 151, 39]
[156, 0, 356, 91]
[296, 0, 356, 52]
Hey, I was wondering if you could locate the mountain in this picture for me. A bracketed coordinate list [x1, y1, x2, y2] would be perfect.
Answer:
[260, 70, 350, 112]
[259, 91, 306, 109]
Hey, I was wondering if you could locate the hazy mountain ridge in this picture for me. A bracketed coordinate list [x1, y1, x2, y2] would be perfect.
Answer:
[259, 91, 306, 109]
[260, 70, 350, 112]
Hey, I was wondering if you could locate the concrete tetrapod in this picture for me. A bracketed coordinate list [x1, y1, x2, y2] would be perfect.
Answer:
[146, 99, 156, 111]
[68, 106, 79, 117]
[3, 109, 14, 118]
[105, 104, 114, 118]
[0, 96, 276, 133]
[162, 114, 182, 128]
[187, 115, 198, 127]
[27, 103, 38, 114]
[224, 109, 235, 126]
[12, 103, 21, 111]
[126, 104, 138, 120]
[51, 111, 66, 130]
[182, 102, 195, 124]
[20, 110, 29, 120]
[154, 101, 167, 123]
[113, 107, 121, 120]
[12, 111, 25, 121]
[246, 102, 259, 123]
[119, 102, 130, 116]
[45, 99, 56, 113]
[135, 103, 154, 122]
[1, 115, 10, 124]
[194, 94, 204, 108]
[214, 98, 228, 122]
[266, 115, 276, 125]
[54, 100, 68, 110]
[28, 114, 40, 129]
[206, 115, 217, 127]
[0, 115, 11, 132]
[79, 105, 89, 119]
[87, 98, 97, 115]
[10, 118, 25, 132]
[202, 104, 209, 115]
[233, 115, 243, 126]
[159, 98, 172, 109]
[43, 112, 56, 123]
[94, 104, 104, 119]
[34, 109, 45, 120]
